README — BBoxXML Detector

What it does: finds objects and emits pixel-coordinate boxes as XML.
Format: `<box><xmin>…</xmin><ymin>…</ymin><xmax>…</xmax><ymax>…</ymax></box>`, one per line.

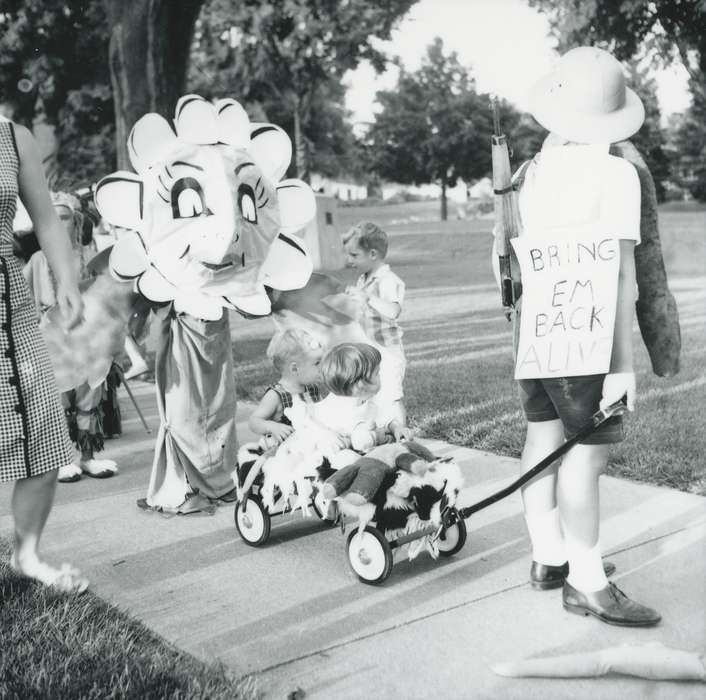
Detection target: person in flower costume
<box><xmin>94</xmin><ymin>95</ymin><xmax>316</xmax><ymax>513</ymax></box>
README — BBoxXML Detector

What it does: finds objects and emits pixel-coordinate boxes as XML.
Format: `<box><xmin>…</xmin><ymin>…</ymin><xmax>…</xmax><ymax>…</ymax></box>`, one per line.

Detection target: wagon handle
<box><xmin>456</xmin><ymin>397</ymin><xmax>628</xmax><ymax>521</ymax></box>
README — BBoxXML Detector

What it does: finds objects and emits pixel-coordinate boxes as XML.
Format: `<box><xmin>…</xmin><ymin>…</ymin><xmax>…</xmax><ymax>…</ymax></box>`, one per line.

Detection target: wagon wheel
<box><xmin>347</xmin><ymin>526</ymin><xmax>393</xmax><ymax>584</ymax></box>
<box><xmin>311</xmin><ymin>487</ymin><xmax>336</xmax><ymax>524</ymax></box>
<box><xmin>234</xmin><ymin>495</ymin><xmax>271</xmax><ymax>547</ymax></box>
<box><xmin>437</xmin><ymin>509</ymin><xmax>467</xmax><ymax>557</ymax></box>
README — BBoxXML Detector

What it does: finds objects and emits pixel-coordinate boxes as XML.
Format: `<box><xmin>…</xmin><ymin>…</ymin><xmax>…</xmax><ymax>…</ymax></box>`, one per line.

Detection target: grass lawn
<box><xmin>231</xmin><ymin>200</ymin><xmax>706</xmax><ymax>495</ymax></box>
<box><xmin>0</xmin><ymin>543</ymin><xmax>254</xmax><ymax>700</ymax></box>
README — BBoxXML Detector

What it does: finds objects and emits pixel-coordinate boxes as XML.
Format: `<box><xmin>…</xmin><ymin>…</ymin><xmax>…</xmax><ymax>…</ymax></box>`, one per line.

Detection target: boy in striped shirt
<box><xmin>342</xmin><ymin>221</ymin><xmax>410</xmax><ymax>437</ymax></box>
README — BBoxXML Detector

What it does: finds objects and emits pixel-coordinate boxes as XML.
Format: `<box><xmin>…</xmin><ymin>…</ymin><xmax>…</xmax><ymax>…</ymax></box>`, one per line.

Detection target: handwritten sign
<box><xmin>512</xmin><ymin>236</ymin><xmax>621</xmax><ymax>379</ymax></box>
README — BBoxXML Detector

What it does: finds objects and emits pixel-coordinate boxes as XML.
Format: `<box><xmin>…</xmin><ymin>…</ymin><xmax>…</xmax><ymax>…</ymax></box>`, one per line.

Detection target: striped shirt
<box><xmin>356</xmin><ymin>264</ymin><xmax>405</xmax><ymax>349</ymax></box>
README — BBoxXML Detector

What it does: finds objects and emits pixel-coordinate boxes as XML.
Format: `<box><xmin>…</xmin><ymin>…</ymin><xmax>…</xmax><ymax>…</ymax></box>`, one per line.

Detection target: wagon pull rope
<box><xmin>455</xmin><ymin>397</ymin><xmax>628</xmax><ymax>522</ymax></box>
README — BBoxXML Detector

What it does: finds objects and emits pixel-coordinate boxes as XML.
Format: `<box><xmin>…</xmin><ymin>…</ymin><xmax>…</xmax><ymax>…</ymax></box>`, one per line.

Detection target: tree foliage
<box><xmin>528</xmin><ymin>0</ymin><xmax>701</xmax><ymax>200</ymax></box>
<box><xmin>625</xmin><ymin>62</ymin><xmax>670</xmax><ymax>201</ymax></box>
<box><xmin>104</xmin><ymin>0</ymin><xmax>205</xmax><ymax>168</ymax></box>
<box><xmin>366</xmin><ymin>38</ymin><xmax>541</xmax><ymax>219</ymax></box>
<box><xmin>189</xmin><ymin>0</ymin><xmax>415</xmax><ymax>180</ymax></box>
<box><xmin>529</xmin><ymin>0</ymin><xmax>705</xmax><ymax>97</ymax></box>
<box><xmin>668</xmin><ymin>81</ymin><xmax>706</xmax><ymax>200</ymax></box>
<box><xmin>0</xmin><ymin>0</ymin><xmax>114</xmax><ymax>187</ymax></box>
<box><xmin>0</xmin><ymin>1</ymin><xmax>205</xmax><ymax>182</ymax></box>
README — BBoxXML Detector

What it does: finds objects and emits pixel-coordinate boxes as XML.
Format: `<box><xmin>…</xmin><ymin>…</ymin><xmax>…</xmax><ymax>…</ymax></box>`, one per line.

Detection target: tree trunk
<box><xmin>293</xmin><ymin>95</ymin><xmax>309</xmax><ymax>182</ymax></box>
<box><xmin>104</xmin><ymin>0</ymin><xmax>205</xmax><ymax>170</ymax></box>
<box><xmin>440</xmin><ymin>178</ymin><xmax>448</xmax><ymax>221</ymax></box>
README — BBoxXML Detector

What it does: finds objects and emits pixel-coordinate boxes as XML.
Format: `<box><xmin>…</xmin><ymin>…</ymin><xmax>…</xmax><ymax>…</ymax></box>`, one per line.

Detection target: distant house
<box><xmin>309</xmin><ymin>172</ymin><xmax>494</xmax><ymax>206</ymax></box>
<box><xmin>309</xmin><ymin>173</ymin><xmax>367</xmax><ymax>201</ymax></box>
<box><xmin>381</xmin><ymin>177</ymin><xmax>491</xmax><ymax>203</ymax></box>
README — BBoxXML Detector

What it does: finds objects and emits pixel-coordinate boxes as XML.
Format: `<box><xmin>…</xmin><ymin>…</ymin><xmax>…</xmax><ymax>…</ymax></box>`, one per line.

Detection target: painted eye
<box><xmin>171</xmin><ymin>177</ymin><xmax>209</xmax><ymax>219</ymax></box>
<box><xmin>177</xmin><ymin>189</ymin><xmax>203</xmax><ymax>217</ymax></box>
<box><xmin>238</xmin><ymin>184</ymin><xmax>258</xmax><ymax>224</ymax></box>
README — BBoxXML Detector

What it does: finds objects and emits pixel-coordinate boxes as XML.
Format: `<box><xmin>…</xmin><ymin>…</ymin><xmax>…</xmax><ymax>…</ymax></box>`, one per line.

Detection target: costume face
<box><xmin>139</xmin><ymin>145</ymin><xmax>279</xmax><ymax>269</ymax></box>
<box><xmin>94</xmin><ymin>95</ymin><xmax>317</xmax><ymax>321</ymax></box>
<box><xmin>344</xmin><ymin>238</ymin><xmax>377</xmax><ymax>274</ymax></box>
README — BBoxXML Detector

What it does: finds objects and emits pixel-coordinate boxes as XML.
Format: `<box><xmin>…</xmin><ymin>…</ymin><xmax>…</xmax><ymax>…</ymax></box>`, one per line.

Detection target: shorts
<box><xmin>518</xmin><ymin>374</ymin><xmax>623</xmax><ymax>445</ymax></box>
<box><xmin>378</xmin><ymin>346</ymin><xmax>406</xmax><ymax>404</ymax></box>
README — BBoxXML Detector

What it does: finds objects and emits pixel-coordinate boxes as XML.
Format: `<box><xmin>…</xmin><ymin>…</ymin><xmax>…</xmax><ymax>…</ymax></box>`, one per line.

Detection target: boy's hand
<box><xmin>600</xmin><ymin>372</ymin><xmax>636</xmax><ymax>412</ymax></box>
<box><xmin>268</xmin><ymin>423</ymin><xmax>294</xmax><ymax>443</ymax></box>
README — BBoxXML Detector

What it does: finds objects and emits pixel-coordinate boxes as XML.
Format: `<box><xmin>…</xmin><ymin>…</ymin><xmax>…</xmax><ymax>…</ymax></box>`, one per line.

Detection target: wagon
<box><xmin>345</xmin><ymin>398</ymin><xmax>628</xmax><ymax>584</ymax></box>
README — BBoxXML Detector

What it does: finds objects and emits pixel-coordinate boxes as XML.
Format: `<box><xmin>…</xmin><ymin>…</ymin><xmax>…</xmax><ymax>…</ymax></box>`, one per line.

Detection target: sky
<box><xmin>344</xmin><ymin>0</ymin><xmax>692</xmax><ymax>128</ymax></box>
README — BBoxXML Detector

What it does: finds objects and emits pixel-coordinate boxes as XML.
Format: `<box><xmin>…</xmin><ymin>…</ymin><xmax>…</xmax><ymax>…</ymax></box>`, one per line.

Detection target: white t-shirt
<box><xmin>517</xmin><ymin>144</ymin><xmax>641</xmax><ymax>244</ymax></box>
<box><xmin>312</xmin><ymin>393</ymin><xmax>377</xmax><ymax>436</ymax></box>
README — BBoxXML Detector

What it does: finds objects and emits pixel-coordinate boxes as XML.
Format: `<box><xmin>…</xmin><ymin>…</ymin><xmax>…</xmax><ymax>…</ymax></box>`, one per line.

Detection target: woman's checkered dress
<box><xmin>0</xmin><ymin>121</ymin><xmax>73</xmax><ymax>482</ymax></box>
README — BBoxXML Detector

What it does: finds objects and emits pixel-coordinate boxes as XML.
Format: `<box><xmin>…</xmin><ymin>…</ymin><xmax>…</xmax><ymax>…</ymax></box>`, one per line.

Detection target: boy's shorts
<box><xmin>378</xmin><ymin>346</ymin><xmax>406</xmax><ymax>404</ymax></box>
<box><xmin>518</xmin><ymin>374</ymin><xmax>623</xmax><ymax>445</ymax></box>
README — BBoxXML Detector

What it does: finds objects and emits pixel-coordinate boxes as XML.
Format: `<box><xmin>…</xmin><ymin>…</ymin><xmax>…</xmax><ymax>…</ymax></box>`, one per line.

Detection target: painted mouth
<box><xmin>203</xmin><ymin>260</ymin><xmax>235</xmax><ymax>270</ymax></box>
<box><xmin>180</xmin><ymin>244</ymin><xmax>247</xmax><ymax>271</ymax></box>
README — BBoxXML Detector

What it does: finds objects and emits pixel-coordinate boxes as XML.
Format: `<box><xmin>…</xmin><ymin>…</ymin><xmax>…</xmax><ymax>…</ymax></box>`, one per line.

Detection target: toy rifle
<box><xmin>490</xmin><ymin>97</ymin><xmax>521</xmax><ymax>321</ymax></box>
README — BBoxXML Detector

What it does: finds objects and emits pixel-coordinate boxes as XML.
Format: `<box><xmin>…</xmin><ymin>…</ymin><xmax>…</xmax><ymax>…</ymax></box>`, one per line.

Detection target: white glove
<box><xmin>600</xmin><ymin>372</ymin><xmax>636</xmax><ymax>412</ymax></box>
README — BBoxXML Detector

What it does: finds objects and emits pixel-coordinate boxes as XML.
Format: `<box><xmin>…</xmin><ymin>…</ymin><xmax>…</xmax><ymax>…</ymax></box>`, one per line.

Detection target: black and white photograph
<box><xmin>0</xmin><ymin>0</ymin><xmax>704</xmax><ymax>697</ymax></box>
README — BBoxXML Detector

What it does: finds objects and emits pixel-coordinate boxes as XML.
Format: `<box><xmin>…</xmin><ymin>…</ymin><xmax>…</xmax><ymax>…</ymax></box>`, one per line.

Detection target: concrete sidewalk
<box><xmin>1</xmin><ymin>379</ymin><xmax>704</xmax><ymax>699</ymax></box>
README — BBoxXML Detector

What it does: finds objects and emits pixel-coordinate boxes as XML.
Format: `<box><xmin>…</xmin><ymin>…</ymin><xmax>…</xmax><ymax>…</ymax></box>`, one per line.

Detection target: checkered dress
<box><xmin>0</xmin><ymin>121</ymin><xmax>73</xmax><ymax>482</ymax></box>
<box><xmin>268</xmin><ymin>383</ymin><xmax>321</xmax><ymax>426</ymax></box>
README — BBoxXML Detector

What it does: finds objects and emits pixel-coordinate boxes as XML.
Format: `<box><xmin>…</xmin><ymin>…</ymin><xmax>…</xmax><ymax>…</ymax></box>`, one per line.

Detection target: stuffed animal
<box><xmin>327</xmin><ymin>441</ymin><xmax>465</xmax><ymax>560</ymax></box>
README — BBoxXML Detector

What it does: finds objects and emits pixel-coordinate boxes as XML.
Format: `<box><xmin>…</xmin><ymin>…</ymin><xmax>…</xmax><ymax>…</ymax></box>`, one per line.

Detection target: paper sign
<box><xmin>512</xmin><ymin>236</ymin><xmax>621</xmax><ymax>379</ymax></box>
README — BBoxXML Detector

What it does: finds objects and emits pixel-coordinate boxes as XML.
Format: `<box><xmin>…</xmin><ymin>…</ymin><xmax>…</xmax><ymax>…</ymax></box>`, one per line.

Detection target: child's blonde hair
<box><xmin>267</xmin><ymin>328</ymin><xmax>321</xmax><ymax>372</ymax></box>
<box><xmin>320</xmin><ymin>342</ymin><xmax>381</xmax><ymax>396</ymax></box>
<box><xmin>342</xmin><ymin>221</ymin><xmax>388</xmax><ymax>257</ymax></box>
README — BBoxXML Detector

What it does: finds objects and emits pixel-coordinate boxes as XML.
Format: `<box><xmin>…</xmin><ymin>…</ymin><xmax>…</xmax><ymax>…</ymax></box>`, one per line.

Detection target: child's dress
<box><xmin>267</xmin><ymin>383</ymin><xmax>321</xmax><ymax>426</ymax></box>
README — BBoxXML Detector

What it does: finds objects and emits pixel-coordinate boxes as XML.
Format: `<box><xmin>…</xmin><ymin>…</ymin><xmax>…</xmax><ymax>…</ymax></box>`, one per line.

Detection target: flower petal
<box><xmin>109</xmin><ymin>232</ymin><xmax>149</xmax><ymax>280</ymax></box>
<box><xmin>136</xmin><ymin>268</ymin><xmax>177</xmax><ymax>302</ymax></box>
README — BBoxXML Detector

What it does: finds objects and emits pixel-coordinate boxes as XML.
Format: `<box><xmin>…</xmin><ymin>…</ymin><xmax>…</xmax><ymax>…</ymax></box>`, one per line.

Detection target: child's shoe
<box><xmin>81</xmin><ymin>458</ymin><xmax>118</xmax><ymax>478</ymax></box>
<box><xmin>531</xmin><ymin>560</ymin><xmax>616</xmax><ymax>590</ymax></box>
<box><xmin>58</xmin><ymin>462</ymin><xmax>82</xmax><ymax>483</ymax></box>
<box><xmin>563</xmin><ymin>581</ymin><xmax>661</xmax><ymax>626</ymax></box>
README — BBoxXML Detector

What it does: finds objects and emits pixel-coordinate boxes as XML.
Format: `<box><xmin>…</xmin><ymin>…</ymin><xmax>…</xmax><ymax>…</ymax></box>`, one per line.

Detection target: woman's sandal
<box><xmin>9</xmin><ymin>556</ymin><xmax>89</xmax><ymax>594</ymax></box>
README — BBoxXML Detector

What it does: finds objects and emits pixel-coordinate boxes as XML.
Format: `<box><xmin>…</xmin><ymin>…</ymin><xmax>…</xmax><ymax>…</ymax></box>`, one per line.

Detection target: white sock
<box><xmin>525</xmin><ymin>507</ymin><xmax>566</xmax><ymax>566</ymax></box>
<box><xmin>565</xmin><ymin>537</ymin><xmax>608</xmax><ymax>593</ymax></box>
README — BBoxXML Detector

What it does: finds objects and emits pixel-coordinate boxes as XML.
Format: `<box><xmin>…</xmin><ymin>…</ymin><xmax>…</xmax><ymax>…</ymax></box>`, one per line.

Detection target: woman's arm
<box><xmin>14</xmin><ymin>124</ymin><xmax>83</xmax><ymax>328</ymax></box>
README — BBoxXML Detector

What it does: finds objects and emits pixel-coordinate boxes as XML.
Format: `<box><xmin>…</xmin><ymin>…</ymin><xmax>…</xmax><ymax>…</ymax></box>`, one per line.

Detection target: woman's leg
<box><xmin>11</xmin><ymin>470</ymin><xmax>88</xmax><ymax>593</ymax></box>
<box><xmin>520</xmin><ymin>419</ymin><xmax>566</xmax><ymax>566</ymax></box>
<box><xmin>11</xmin><ymin>469</ymin><xmax>57</xmax><ymax>568</ymax></box>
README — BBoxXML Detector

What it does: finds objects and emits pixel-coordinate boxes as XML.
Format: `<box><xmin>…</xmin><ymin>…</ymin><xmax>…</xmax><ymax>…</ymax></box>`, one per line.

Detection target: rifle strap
<box><xmin>511</xmin><ymin>159</ymin><xmax>533</xmax><ymax>192</ymax></box>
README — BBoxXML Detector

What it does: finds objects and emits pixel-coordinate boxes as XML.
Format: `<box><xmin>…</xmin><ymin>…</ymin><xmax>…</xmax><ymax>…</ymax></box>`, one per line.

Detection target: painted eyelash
<box><xmin>156</xmin><ymin>168</ymin><xmax>171</xmax><ymax>201</ymax></box>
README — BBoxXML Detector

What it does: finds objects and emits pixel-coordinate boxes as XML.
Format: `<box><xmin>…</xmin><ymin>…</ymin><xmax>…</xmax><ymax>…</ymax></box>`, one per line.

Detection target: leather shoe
<box><xmin>563</xmin><ymin>581</ymin><xmax>661</xmax><ymax>627</ymax></box>
<box><xmin>530</xmin><ymin>560</ymin><xmax>616</xmax><ymax>590</ymax></box>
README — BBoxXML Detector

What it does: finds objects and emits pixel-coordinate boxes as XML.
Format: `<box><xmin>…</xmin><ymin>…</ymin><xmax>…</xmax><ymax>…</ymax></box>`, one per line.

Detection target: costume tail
<box><xmin>492</xmin><ymin>644</ymin><xmax>706</xmax><ymax>681</ymax></box>
<box><xmin>610</xmin><ymin>140</ymin><xmax>681</xmax><ymax>377</ymax></box>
